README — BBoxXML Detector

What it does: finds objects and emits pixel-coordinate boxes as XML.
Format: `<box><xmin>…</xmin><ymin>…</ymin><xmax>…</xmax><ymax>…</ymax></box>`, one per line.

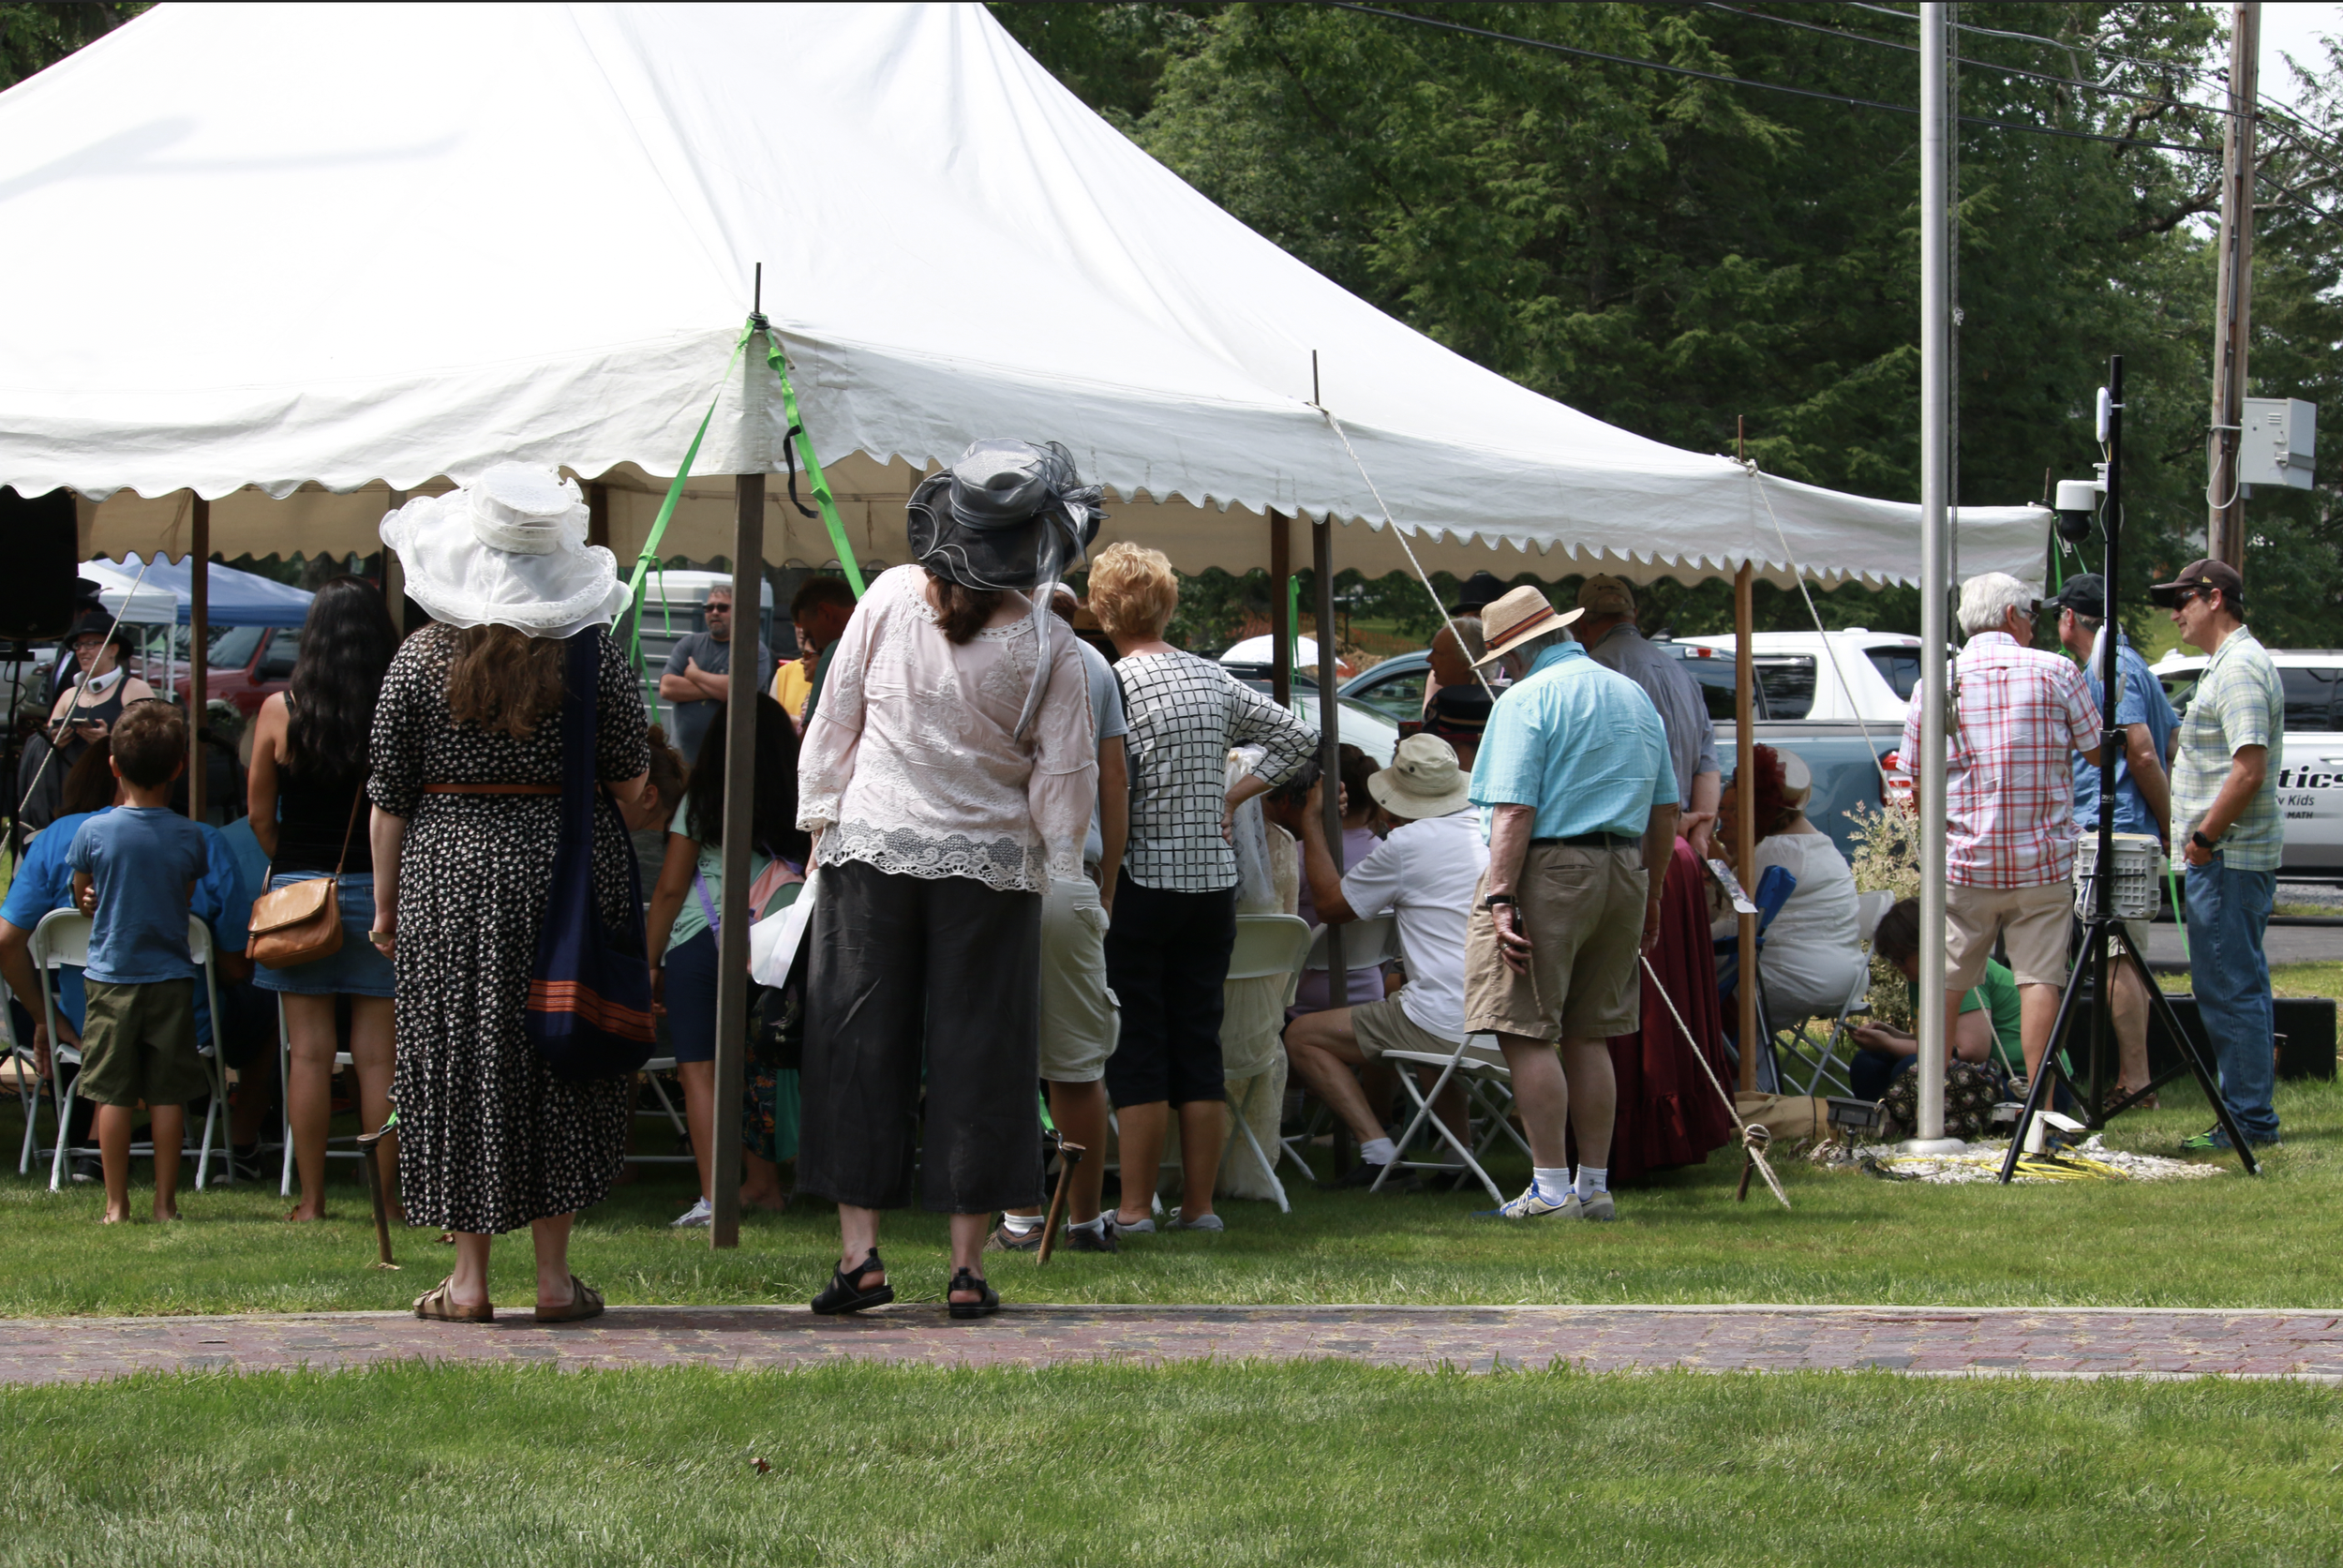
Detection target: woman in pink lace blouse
<box><xmin>796</xmin><ymin>440</ymin><xmax>1099</xmax><ymax>1321</ymax></box>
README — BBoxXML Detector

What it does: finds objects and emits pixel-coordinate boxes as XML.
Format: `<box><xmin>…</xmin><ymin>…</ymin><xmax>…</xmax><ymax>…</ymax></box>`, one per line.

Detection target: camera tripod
<box><xmin>1999</xmin><ymin>353</ymin><xmax>2259</xmax><ymax>1182</ymax></box>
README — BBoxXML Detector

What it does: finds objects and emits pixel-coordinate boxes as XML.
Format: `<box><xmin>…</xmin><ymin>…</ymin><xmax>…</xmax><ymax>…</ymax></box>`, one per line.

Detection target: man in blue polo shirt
<box><xmin>2047</xmin><ymin>573</ymin><xmax>2176</xmax><ymax>1104</ymax></box>
<box><xmin>1464</xmin><ymin>588</ymin><xmax>1678</xmax><ymax>1223</ymax></box>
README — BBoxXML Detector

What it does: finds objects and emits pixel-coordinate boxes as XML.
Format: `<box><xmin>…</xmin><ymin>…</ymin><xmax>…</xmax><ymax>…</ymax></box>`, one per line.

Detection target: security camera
<box><xmin>2052</xmin><ymin>466</ymin><xmax>2107</xmax><ymax>544</ymax></box>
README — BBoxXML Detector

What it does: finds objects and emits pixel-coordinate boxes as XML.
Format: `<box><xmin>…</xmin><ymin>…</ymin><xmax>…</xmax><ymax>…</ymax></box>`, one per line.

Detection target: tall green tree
<box><xmin>995</xmin><ymin>3</ymin><xmax>2306</xmax><ymax>643</ymax></box>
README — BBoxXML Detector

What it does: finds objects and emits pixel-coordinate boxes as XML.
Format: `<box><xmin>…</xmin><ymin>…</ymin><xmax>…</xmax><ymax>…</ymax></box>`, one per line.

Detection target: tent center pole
<box><xmin>188</xmin><ymin>494</ymin><xmax>208</xmax><ymax>823</ymax></box>
<box><xmin>710</xmin><ymin>468</ymin><xmax>764</xmax><ymax>1250</ymax></box>
<box><xmin>1734</xmin><ymin>562</ymin><xmax>1755</xmax><ymax>1094</ymax></box>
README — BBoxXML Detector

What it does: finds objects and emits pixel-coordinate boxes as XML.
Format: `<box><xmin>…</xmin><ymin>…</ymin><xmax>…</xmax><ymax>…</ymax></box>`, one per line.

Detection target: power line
<box><xmin>1695</xmin><ymin>1</ymin><xmax>2250</xmax><ymax>121</ymax></box>
<box><xmin>1314</xmin><ymin>1</ymin><xmax>2222</xmax><ymax>156</ymax></box>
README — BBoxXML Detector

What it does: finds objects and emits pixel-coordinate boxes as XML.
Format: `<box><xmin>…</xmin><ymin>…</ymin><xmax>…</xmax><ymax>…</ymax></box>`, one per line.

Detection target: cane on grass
<box><xmin>357</xmin><ymin>1111</ymin><xmax>400</xmax><ymax>1269</ymax></box>
<box><xmin>1035</xmin><ymin>1131</ymin><xmax>1085</xmax><ymax>1265</ymax></box>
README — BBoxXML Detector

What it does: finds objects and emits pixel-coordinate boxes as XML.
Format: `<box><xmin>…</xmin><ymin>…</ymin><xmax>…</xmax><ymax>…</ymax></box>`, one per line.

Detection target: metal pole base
<box><xmin>1898</xmin><ymin>1136</ymin><xmax>1967</xmax><ymax>1155</ymax></box>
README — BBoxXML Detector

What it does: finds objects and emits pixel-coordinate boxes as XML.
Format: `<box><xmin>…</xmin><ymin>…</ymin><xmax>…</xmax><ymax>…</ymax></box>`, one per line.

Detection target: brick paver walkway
<box><xmin>3</xmin><ymin>1304</ymin><xmax>2338</xmax><ymax>1385</ymax></box>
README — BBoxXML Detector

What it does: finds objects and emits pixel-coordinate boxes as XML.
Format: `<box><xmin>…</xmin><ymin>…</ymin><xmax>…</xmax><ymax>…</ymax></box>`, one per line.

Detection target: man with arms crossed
<box><xmin>1283</xmin><ymin>734</ymin><xmax>1490</xmax><ymax>1186</ymax></box>
<box><xmin>2156</xmin><ymin>560</ymin><xmax>2286</xmax><ymax>1151</ymax></box>
<box><xmin>2046</xmin><ymin>573</ymin><xmax>2177</xmax><ymax>1103</ymax></box>
<box><xmin>1463</xmin><ymin>588</ymin><xmax>1678</xmax><ymax>1221</ymax></box>
<box><xmin>1896</xmin><ymin>573</ymin><xmax>2101</xmax><ymax>1084</ymax></box>
<box><xmin>659</xmin><ymin>584</ymin><xmax>772</xmax><ymax>762</ymax></box>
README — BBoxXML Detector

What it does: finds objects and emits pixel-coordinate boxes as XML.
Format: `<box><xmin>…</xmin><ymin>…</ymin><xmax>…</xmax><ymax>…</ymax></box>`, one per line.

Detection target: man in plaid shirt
<box><xmin>1898</xmin><ymin>573</ymin><xmax>2102</xmax><ymax>1082</ymax></box>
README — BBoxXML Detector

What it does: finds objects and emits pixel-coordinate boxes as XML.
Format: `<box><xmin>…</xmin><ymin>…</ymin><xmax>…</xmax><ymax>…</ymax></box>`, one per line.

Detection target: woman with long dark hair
<box><xmin>643</xmin><ymin>692</ymin><xmax>807</xmax><ymax>1227</ymax></box>
<box><xmin>247</xmin><ymin>575</ymin><xmax>401</xmax><ymax>1222</ymax></box>
<box><xmin>372</xmin><ymin>465</ymin><xmax>647</xmax><ymax>1323</ymax></box>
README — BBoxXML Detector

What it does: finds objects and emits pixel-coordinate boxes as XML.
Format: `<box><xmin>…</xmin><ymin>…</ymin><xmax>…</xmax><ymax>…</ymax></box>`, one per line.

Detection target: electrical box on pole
<box><xmin>2238</xmin><ymin>397</ymin><xmax>2316</xmax><ymax>490</ymax></box>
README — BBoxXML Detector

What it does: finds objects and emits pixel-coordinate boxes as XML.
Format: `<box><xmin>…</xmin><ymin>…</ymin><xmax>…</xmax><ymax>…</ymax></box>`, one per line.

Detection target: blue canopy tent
<box><xmin>116</xmin><ymin>553</ymin><xmax>313</xmax><ymax>627</ymax></box>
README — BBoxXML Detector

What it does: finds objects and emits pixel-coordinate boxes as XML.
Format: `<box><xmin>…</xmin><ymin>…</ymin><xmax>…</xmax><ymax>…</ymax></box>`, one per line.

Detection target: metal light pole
<box><xmin>1907</xmin><ymin>0</ymin><xmax>1961</xmax><ymax>1152</ymax></box>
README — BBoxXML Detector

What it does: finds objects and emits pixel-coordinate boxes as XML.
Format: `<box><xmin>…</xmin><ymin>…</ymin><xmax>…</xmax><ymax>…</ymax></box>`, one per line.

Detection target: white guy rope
<box><xmin>1749</xmin><ymin>465</ymin><xmax>1895</xmax><ymax>795</ymax></box>
<box><xmin>1318</xmin><ymin>408</ymin><xmax>1496</xmax><ymax>699</ymax></box>
<box><xmin>1641</xmin><ymin>952</ymin><xmax>1792</xmax><ymax>1209</ymax></box>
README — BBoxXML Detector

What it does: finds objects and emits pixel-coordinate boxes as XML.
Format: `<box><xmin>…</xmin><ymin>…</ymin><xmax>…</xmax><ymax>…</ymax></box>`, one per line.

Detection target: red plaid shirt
<box><xmin>1898</xmin><ymin>632</ymin><xmax>2100</xmax><ymax>889</ymax></box>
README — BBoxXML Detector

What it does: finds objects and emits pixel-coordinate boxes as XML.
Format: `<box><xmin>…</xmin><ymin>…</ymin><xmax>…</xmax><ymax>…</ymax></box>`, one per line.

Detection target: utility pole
<box><xmin>2209</xmin><ymin>1</ymin><xmax>2261</xmax><ymax>569</ymax></box>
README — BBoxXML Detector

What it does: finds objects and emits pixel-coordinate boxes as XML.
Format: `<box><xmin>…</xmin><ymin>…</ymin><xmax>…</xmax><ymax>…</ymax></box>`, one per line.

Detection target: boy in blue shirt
<box><xmin>67</xmin><ymin>703</ymin><xmax>211</xmax><ymax>1222</ymax></box>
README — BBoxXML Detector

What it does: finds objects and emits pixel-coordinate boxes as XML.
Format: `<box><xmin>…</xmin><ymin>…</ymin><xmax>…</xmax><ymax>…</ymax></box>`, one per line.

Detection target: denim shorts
<box><xmin>252</xmin><ymin>872</ymin><xmax>396</xmax><ymax>998</ymax></box>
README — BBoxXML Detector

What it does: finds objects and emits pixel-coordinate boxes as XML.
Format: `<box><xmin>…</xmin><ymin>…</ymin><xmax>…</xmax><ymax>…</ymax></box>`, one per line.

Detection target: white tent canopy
<box><xmin>0</xmin><ymin>2</ymin><xmax>2046</xmax><ymax>590</ymax></box>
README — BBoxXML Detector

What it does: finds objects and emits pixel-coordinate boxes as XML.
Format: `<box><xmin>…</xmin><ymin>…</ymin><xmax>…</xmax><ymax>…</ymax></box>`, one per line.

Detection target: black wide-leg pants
<box><xmin>798</xmin><ymin>858</ymin><xmax>1044</xmax><ymax>1214</ymax></box>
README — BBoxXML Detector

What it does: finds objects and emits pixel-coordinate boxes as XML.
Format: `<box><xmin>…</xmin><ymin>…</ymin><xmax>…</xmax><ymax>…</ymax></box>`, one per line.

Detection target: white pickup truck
<box><xmin>2154</xmin><ymin>648</ymin><xmax>2343</xmax><ymax>874</ymax></box>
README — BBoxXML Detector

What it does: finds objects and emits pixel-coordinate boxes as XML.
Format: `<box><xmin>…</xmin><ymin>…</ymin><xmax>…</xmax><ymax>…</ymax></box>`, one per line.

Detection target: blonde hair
<box><xmin>1087</xmin><ymin>542</ymin><xmax>1178</xmax><ymax>639</ymax></box>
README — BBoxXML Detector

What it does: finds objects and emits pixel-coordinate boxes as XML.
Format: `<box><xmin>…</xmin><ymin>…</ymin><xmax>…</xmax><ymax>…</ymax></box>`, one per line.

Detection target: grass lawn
<box><xmin>2</xmin><ymin>1065</ymin><xmax>2336</xmax><ymax>1317</ymax></box>
<box><xmin>5</xmin><ymin>1360</ymin><xmax>2339</xmax><ymax>1565</ymax></box>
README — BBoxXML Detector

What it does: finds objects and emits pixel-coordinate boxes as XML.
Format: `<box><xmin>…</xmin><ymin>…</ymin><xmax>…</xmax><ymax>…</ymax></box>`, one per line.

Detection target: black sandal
<box><xmin>811</xmin><ymin>1247</ymin><xmax>894</xmax><ymax>1315</ymax></box>
<box><xmin>947</xmin><ymin>1265</ymin><xmax>1000</xmax><ymax>1321</ymax></box>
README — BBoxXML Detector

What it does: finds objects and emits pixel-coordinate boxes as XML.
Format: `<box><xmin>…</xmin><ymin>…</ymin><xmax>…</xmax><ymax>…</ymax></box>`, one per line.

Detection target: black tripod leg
<box><xmin>1998</xmin><ymin>949</ymin><xmax>2093</xmax><ymax>1184</ymax></box>
<box><xmin>2124</xmin><ymin>939</ymin><xmax>2261</xmax><ymax>1176</ymax></box>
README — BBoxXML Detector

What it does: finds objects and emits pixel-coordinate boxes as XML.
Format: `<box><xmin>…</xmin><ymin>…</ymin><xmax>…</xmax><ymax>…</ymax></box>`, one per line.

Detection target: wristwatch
<box><xmin>2190</xmin><ymin>829</ymin><xmax>2219</xmax><ymax>853</ymax></box>
<box><xmin>1482</xmin><ymin>893</ymin><xmax>1517</xmax><ymax>911</ymax></box>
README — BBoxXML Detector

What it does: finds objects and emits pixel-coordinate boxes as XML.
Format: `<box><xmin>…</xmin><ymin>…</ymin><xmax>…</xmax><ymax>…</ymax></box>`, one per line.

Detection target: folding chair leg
<box><xmin>278</xmin><ymin>999</ymin><xmax>296</xmax><ymax>1199</ymax></box>
<box><xmin>49</xmin><ymin>1068</ymin><xmax>75</xmax><ymax>1192</ymax></box>
<box><xmin>1231</xmin><ymin>1109</ymin><xmax>1290</xmax><ymax>1215</ymax></box>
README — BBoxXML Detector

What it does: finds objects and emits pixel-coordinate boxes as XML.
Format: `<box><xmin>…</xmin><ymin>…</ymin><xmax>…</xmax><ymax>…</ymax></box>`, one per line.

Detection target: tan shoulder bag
<box><xmin>248</xmin><ymin>794</ymin><xmax>362</xmax><ymax>970</ymax></box>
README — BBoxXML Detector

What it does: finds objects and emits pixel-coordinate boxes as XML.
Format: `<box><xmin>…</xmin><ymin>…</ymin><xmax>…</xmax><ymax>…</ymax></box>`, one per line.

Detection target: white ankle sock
<box><xmin>1359</xmin><ymin>1137</ymin><xmax>1397</xmax><ymax>1166</ymax></box>
<box><xmin>1575</xmin><ymin>1165</ymin><xmax>1609</xmax><ymax>1202</ymax></box>
<box><xmin>1000</xmin><ymin>1212</ymin><xmax>1044</xmax><ymax>1236</ymax></box>
<box><xmin>1533</xmin><ymin>1165</ymin><xmax>1573</xmax><ymax>1203</ymax></box>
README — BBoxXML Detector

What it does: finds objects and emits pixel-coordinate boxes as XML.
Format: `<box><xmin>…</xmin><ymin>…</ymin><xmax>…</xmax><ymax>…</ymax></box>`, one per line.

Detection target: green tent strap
<box><xmin>760</xmin><ymin>330</ymin><xmax>866</xmax><ymax>598</ymax></box>
<box><xmin>619</xmin><ymin>319</ymin><xmax>868</xmax><ymax>680</ymax></box>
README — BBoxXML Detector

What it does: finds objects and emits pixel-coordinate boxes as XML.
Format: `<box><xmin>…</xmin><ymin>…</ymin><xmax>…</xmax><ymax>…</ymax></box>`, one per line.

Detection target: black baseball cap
<box><xmin>2148</xmin><ymin>559</ymin><xmax>2244</xmax><ymax>608</ymax></box>
<box><xmin>1449</xmin><ymin>571</ymin><xmax>1507</xmax><ymax>614</ymax></box>
<box><xmin>2044</xmin><ymin>573</ymin><xmax>2107</xmax><ymax>619</ymax></box>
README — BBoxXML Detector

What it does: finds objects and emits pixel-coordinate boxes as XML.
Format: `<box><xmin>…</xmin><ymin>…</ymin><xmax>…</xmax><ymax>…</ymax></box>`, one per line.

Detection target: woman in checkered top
<box><xmin>1087</xmin><ymin>544</ymin><xmax>1317</xmax><ymax>1235</ymax></box>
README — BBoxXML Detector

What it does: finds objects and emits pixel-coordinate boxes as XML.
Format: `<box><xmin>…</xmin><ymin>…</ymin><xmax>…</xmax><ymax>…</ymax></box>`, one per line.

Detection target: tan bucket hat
<box><xmin>1366</xmin><ymin>733</ymin><xmax>1473</xmax><ymax>818</ymax></box>
<box><xmin>1471</xmin><ymin>585</ymin><xmax>1584</xmax><ymax>668</ymax></box>
<box><xmin>1575</xmin><ymin>574</ymin><xmax>1636</xmax><ymax>618</ymax></box>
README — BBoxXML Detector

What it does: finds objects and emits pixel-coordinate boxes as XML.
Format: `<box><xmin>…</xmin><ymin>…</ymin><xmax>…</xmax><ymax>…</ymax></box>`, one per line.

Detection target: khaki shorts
<box><xmin>1351</xmin><ymin>994</ymin><xmax>1504</xmax><ymax>1069</ymax></box>
<box><xmin>1038</xmin><ymin>875</ymin><xmax>1118</xmax><ymax>1083</ymax></box>
<box><xmin>1945</xmin><ymin>881</ymin><xmax>2071</xmax><ymax>991</ymax></box>
<box><xmin>76</xmin><ymin>978</ymin><xmax>208</xmax><ymax>1109</ymax></box>
<box><xmin>1463</xmin><ymin>844</ymin><xmax>1648</xmax><ymax>1043</ymax></box>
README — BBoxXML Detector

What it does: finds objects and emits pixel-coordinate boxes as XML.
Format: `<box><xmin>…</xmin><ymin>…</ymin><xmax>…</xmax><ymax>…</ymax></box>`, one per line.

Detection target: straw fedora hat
<box><xmin>380</xmin><ymin>463</ymin><xmax>631</xmax><ymax>640</ymax></box>
<box><xmin>1367</xmin><ymin>733</ymin><xmax>1472</xmax><ymax>819</ymax></box>
<box><xmin>1471</xmin><ymin>585</ymin><xmax>1584</xmax><ymax>668</ymax></box>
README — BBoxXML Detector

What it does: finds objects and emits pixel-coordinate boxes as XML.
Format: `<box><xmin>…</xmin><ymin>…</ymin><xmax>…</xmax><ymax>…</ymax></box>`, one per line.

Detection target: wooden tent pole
<box><xmin>1312</xmin><ymin>516</ymin><xmax>1346</xmax><ymax>1014</ymax></box>
<box><xmin>1735</xmin><ymin>561</ymin><xmax>1756</xmax><ymax>1094</ymax></box>
<box><xmin>709</xmin><ymin>467</ymin><xmax>764</xmax><ymax>1250</ymax></box>
<box><xmin>188</xmin><ymin>495</ymin><xmax>208</xmax><ymax>822</ymax></box>
<box><xmin>1269</xmin><ymin>512</ymin><xmax>1292</xmax><ymax>709</ymax></box>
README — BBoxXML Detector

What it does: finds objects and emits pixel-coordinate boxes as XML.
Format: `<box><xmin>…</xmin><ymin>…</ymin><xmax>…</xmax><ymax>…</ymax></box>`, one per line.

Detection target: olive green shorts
<box><xmin>76</xmin><ymin>978</ymin><xmax>208</xmax><ymax>1109</ymax></box>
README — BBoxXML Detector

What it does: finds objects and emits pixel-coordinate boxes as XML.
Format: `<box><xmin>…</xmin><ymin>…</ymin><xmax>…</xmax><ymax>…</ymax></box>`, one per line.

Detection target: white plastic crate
<box><xmin>2072</xmin><ymin>832</ymin><xmax>2164</xmax><ymax>919</ymax></box>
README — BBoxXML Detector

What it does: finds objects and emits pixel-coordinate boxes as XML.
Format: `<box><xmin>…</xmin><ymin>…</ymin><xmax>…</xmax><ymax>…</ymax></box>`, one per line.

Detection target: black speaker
<box><xmin>0</xmin><ymin>487</ymin><xmax>81</xmax><ymax>642</ymax></box>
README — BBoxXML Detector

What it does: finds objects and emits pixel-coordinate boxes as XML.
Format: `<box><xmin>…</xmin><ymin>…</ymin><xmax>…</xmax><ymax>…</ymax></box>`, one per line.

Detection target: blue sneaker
<box><xmin>1481</xmin><ymin>1186</ymin><xmax>1581</xmax><ymax>1220</ymax></box>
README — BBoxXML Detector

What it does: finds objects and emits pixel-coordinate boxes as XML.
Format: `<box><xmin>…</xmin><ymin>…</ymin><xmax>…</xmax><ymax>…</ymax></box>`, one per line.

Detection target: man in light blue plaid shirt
<box><xmin>2155</xmin><ymin>559</ymin><xmax>2284</xmax><ymax>1150</ymax></box>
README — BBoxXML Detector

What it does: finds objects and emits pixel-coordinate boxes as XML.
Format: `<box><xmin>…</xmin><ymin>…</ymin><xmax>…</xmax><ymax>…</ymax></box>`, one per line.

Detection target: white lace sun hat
<box><xmin>380</xmin><ymin>463</ymin><xmax>631</xmax><ymax>639</ymax></box>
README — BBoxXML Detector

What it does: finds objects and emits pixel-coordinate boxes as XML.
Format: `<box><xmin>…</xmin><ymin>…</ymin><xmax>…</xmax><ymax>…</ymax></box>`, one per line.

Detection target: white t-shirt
<box><xmin>1338</xmin><ymin>809</ymin><xmax>1489</xmax><ymax>1041</ymax></box>
<box><xmin>1747</xmin><ymin>829</ymin><xmax>1868</xmax><ymax>1019</ymax></box>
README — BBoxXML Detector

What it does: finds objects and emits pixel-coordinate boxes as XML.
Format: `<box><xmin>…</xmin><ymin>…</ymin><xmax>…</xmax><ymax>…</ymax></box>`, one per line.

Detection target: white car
<box><xmin>2153</xmin><ymin>648</ymin><xmax>2343</xmax><ymax>874</ymax></box>
<box><xmin>1677</xmin><ymin>629</ymin><xmax>1921</xmax><ymax>724</ymax></box>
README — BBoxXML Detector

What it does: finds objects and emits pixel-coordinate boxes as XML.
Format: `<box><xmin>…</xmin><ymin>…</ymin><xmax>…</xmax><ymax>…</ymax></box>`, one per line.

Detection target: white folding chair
<box><xmin>626</xmin><ymin>1052</ymin><xmax>698</xmax><ymax>1167</ymax></box>
<box><xmin>41</xmin><ymin>911</ymin><xmax>231</xmax><ymax>1192</ymax></box>
<box><xmin>1768</xmin><ymin>889</ymin><xmax>1891</xmax><ymax>1099</ymax></box>
<box><xmin>1220</xmin><ymin>912</ymin><xmax>1314</xmax><ymax>1213</ymax></box>
<box><xmin>1373</xmin><ymin>1032</ymin><xmax>1530</xmax><ymax>1203</ymax></box>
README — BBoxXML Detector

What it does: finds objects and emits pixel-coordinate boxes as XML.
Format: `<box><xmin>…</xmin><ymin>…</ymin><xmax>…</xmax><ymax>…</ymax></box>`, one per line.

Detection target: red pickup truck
<box><xmin>172</xmin><ymin>625</ymin><xmax>300</xmax><ymax>717</ymax></box>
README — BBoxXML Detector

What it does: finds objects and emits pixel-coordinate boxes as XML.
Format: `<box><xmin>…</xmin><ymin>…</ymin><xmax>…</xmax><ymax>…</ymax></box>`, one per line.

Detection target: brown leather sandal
<box><xmin>534</xmin><ymin>1274</ymin><xmax>604</xmax><ymax>1324</ymax></box>
<box><xmin>412</xmin><ymin>1276</ymin><xmax>493</xmax><ymax>1323</ymax></box>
